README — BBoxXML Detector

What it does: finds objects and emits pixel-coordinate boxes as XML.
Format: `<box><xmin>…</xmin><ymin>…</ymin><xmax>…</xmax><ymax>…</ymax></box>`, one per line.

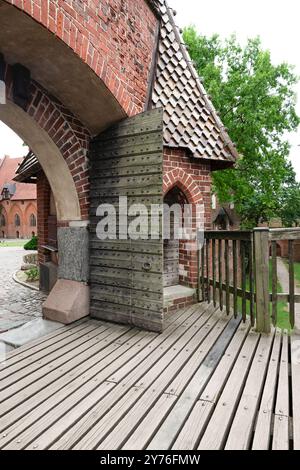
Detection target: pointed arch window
<box><xmin>15</xmin><ymin>214</ymin><xmax>21</xmax><ymax>227</ymax></box>
<box><xmin>30</xmin><ymin>214</ymin><xmax>36</xmax><ymax>227</ymax></box>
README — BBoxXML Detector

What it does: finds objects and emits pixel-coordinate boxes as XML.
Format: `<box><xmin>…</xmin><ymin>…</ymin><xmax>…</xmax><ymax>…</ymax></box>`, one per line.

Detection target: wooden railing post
<box><xmin>254</xmin><ymin>228</ymin><xmax>270</xmax><ymax>333</ymax></box>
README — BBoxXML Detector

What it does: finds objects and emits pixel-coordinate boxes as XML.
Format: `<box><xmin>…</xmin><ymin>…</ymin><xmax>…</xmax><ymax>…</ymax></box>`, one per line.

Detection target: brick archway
<box><xmin>163</xmin><ymin>168</ymin><xmax>203</xmax><ymax>205</ymax></box>
<box><xmin>163</xmin><ymin>168</ymin><xmax>204</xmax><ymax>289</ymax></box>
<box><xmin>1</xmin><ymin>60</ymin><xmax>90</xmax><ymax>222</ymax></box>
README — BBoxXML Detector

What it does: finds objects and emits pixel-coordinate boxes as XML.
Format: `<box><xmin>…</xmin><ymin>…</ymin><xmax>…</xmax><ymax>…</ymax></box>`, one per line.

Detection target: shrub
<box><xmin>24</xmin><ymin>236</ymin><xmax>38</xmax><ymax>251</ymax></box>
<box><xmin>25</xmin><ymin>267</ymin><xmax>39</xmax><ymax>282</ymax></box>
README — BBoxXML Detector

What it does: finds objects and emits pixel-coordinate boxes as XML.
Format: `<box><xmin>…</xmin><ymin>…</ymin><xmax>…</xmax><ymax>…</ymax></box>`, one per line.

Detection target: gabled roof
<box><xmin>14</xmin><ymin>150</ymin><xmax>41</xmax><ymax>184</ymax></box>
<box><xmin>0</xmin><ymin>155</ymin><xmax>36</xmax><ymax>200</ymax></box>
<box><xmin>151</xmin><ymin>0</ymin><xmax>238</xmax><ymax>168</ymax></box>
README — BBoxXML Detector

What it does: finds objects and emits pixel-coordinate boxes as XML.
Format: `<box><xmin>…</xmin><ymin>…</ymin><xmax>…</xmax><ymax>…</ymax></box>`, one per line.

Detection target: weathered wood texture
<box><xmin>1</xmin><ymin>304</ymin><xmax>299</xmax><ymax>450</ymax></box>
<box><xmin>254</xmin><ymin>228</ymin><xmax>271</xmax><ymax>333</ymax></box>
<box><xmin>89</xmin><ymin>108</ymin><xmax>164</xmax><ymax>332</ymax></box>
<box><xmin>199</xmin><ymin>231</ymin><xmax>254</xmax><ymax>326</ymax></box>
<box><xmin>201</xmin><ymin>228</ymin><xmax>300</xmax><ymax>332</ymax></box>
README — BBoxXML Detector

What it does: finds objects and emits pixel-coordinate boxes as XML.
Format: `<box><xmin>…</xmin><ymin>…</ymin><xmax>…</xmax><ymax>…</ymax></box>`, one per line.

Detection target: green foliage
<box><xmin>279</xmin><ymin>183</ymin><xmax>300</xmax><ymax>227</ymax></box>
<box><xmin>294</xmin><ymin>262</ymin><xmax>300</xmax><ymax>287</ymax></box>
<box><xmin>183</xmin><ymin>27</ymin><xmax>300</xmax><ymax>228</ymax></box>
<box><xmin>24</xmin><ymin>235</ymin><xmax>38</xmax><ymax>251</ymax></box>
<box><xmin>25</xmin><ymin>266</ymin><xmax>39</xmax><ymax>282</ymax></box>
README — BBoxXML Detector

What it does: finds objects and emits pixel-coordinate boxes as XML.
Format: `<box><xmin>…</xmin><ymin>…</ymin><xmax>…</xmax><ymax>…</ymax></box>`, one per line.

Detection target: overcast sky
<box><xmin>1</xmin><ymin>0</ymin><xmax>299</xmax><ymax>178</ymax></box>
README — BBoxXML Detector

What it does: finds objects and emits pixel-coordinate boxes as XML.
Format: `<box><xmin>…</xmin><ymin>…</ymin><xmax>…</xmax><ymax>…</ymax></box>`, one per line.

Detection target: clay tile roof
<box><xmin>151</xmin><ymin>0</ymin><xmax>239</xmax><ymax>168</ymax></box>
<box><xmin>0</xmin><ymin>155</ymin><xmax>36</xmax><ymax>200</ymax></box>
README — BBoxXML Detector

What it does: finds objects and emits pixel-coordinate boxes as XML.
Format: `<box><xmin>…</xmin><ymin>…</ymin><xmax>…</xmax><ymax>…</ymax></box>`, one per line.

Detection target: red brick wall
<box><xmin>4</xmin><ymin>0</ymin><xmax>158</xmax><ymax>115</ymax></box>
<box><xmin>276</xmin><ymin>240</ymin><xmax>300</xmax><ymax>262</ymax></box>
<box><xmin>4</xmin><ymin>62</ymin><xmax>90</xmax><ymax>222</ymax></box>
<box><xmin>163</xmin><ymin>148</ymin><xmax>212</xmax><ymax>288</ymax></box>
<box><xmin>0</xmin><ymin>199</ymin><xmax>37</xmax><ymax>239</ymax></box>
<box><xmin>36</xmin><ymin>171</ymin><xmax>51</xmax><ymax>264</ymax></box>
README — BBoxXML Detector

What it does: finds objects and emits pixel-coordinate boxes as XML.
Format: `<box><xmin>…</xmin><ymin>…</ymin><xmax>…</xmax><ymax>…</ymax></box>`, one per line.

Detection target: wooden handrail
<box><xmin>199</xmin><ymin>227</ymin><xmax>299</xmax><ymax>333</ymax></box>
<box><xmin>269</xmin><ymin>228</ymin><xmax>300</xmax><ymax>241</ymax></box>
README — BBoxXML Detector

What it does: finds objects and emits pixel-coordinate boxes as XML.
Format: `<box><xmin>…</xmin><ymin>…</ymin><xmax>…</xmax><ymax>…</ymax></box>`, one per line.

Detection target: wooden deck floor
<box><xmin>1</xmin><ymin>302</ymin><xmax>299</xmax><ymax>450</ymax></box>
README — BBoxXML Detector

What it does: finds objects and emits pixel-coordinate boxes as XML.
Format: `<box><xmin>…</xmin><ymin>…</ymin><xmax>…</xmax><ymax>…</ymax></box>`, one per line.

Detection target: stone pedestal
<box><xmin>43</xmin><ymin>279</ymin><xmax>89</xmax><ymax>324</ymax></box>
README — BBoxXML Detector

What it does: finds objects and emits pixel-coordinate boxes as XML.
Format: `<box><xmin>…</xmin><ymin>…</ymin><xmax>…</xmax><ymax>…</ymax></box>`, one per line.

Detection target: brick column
<box><xmin>36</xmin><ymin>170</ymin><xmax>51</xmax><ymax>264</ymax></box>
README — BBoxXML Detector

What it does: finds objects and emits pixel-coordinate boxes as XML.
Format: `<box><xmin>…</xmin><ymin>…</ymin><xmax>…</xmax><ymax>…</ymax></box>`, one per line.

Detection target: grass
<box><xmin>0</xmin><ymin>240</ymin><xmax>29</xmax><ymax>248</ymax></box>
<box><xmin>268</xmin><ymin>261</ymin><xmax>291</xmax><ymax>331</ymax></box>
<box><xmin>236</xmin><ymin>260</ymin><xmax>291</xmax><ymax>331</ymax></box>
<box><xmin>294</xmin><ymin>262</ymin><xmax>300</xmax><ymax>288</ymax></box>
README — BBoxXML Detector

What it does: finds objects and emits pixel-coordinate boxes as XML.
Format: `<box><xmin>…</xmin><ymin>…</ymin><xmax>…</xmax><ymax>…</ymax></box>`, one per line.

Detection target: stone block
<box><xmin>40</xmin><ymin>261</ymin><xmax>58</xmax><ymax>293</ymax></box>
<box><xmin>57</xmin><ymin>227</ymin><xmax>89</xmax><ymax>283</ymax></box>
<box><xmin>43</xmin><ymin>279</ymin><xmax>90</xmax><ymax>324</ymax></box>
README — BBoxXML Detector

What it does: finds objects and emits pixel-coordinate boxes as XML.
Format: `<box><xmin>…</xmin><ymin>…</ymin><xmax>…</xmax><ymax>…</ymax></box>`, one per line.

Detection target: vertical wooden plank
<box><xmin>225</xmin><ymin>240</ymin><xmax>230</xmax><ymax>315</ymax></box>
<box><xmin>254</xmin><ymin>228</ymin><xmax>270</xmax><ymax>333</ymax></box>
<box><xmin>233</xmin><ymin>239</ymin><xmax>238</xmax><ymax>318</ymax></box>
<box><xmin>197</xmin><ymin>245</ymin><xmax>201</xmax><ymax>302</ymax></box>
<box><xmin>201</xmin><ymin>244</ymin><xmax>205</xmax><ymax>302</ymax></box>
<box><xmin>271</xmin><ymin>241</ymin><xmax>278</xmax><ymax>327</ymax></box>
<box><xmin>241</xmin><ymin>240</ymin><xmax>247</xmax><ymax>322</ymax></box>
<box><xmin>206</xmin><ymin>239</ymin><xmax>210</xmax><ymax>304</ymax></box>
<box><xmin>218</xmin><ymin>239</ymin><xmax>223</xmax><ymax>311</ymax></box>
<box><xmin>291</xmin><ymin>334</ymin><xmax>300</xmax><ymax>449</ymax></box>
<box><xmin>289</xmin><ymin>240</ymin><xmax>295</xmax><ymax>329</ymax></box>
<box><xmin>272</xmin><ymin>332</ymin><xmax>289</xmax><ymax>450</ymax></box>
<box><xmin>249</xmin><ymin>238</ymin><xmax>255</xmax><ymax>327</ymax></box>
<box><xmin>212</xmin><ymin>239</ymin><xmax>216</xmax><ymax>307</ymax></box>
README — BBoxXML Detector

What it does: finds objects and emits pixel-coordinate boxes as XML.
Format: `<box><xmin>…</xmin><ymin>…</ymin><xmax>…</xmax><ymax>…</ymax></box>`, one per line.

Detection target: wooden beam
<box><xmin>254</xmin><ymin>228</ymin><xmax>270</xmax><ymax>333</ymax></box>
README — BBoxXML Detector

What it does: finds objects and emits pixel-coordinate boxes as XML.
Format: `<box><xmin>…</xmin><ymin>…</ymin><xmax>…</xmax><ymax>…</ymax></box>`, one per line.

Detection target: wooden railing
<box><xmin>198</xmin><ymin>227</ymin><xmax>300</xmax><ymax>333</ymax></box>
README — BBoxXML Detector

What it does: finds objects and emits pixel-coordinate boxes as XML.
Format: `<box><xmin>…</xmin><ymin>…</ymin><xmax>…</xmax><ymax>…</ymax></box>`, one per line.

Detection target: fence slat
<box><xmin>241</xmin><ymin>240</ymin><xmax>247</xmax><ymax>322</ymax></box>
<box><xmin>225</xmin><ymin>240</ymin><xmax>230</xmax><ymax>315</ymax></box>
<box><xmin>249</xmin><ymin>238</ymin><xmax>255</xmax><ymax>327</ymax></box>
<box><xmin>201</xmin><ymin>244</ymin><xmax>205</xmax><ymax>302</ymax></box>
<box><xmin>212</xmin><ymin>239</ymin><xmax>216</xmax><ymax>307</ymax></box>
<box><xmin>233</xmin><ymin>239</ymin><xmax>238</xmax><ymax>318</ymax></box>
<box><xmin>289</xmin><ymin>240</ymin><xmax>295</xmax><ymax>329</ymax></box>
<box><xmin>218</xmin><ymin>239</ymin><xmax>223</xmax><ymax>310</ymax></box>
<box><xmin>197</xmin><ymin>247</ymin><xmax>201</xmax><ymax>303</ymax></box>
<box><xmin>271</xmin><ymin>241</ymin><xmax>278</xmax><ymax>327</ymax></box>
<box><xmin>206</xmin><ymin>239</ymin><xmax>210</xmax><ymax>304</ymax></box>
<box><xmin>254</xmin><ymin>228</ymin><xmax>270</xmax><ymax>333</ymax></box>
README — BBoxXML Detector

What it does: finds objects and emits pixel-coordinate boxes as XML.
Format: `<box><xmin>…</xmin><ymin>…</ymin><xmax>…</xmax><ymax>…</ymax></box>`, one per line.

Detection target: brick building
<box><xmin>0</xmin><ymin>0</ymin><xmax>238</xmax><ymax>331</ymax></box>
<box><xmin>0</xmin><ymin>155</ymin><xmax>37</xmax><ymax>239</ymax></box>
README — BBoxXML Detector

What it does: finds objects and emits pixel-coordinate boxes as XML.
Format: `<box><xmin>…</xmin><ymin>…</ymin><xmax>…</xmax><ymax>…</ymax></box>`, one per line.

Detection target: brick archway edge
<box><xmin>163</xmin><ymin>168</ymin><xmax>203</xmax><ymax>205</ymax></box>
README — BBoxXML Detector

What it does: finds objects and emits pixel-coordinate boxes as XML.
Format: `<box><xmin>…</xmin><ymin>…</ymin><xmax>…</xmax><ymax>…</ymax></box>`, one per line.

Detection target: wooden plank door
<box><xmin>89</xmin><ymin>108</ymin><xmax>164</xmax><ymax>332</ymax></box>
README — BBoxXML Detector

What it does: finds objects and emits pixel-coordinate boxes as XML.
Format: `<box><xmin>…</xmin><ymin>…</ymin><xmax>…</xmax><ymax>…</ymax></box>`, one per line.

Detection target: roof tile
<box><xmin>0</xmin><ymin>155</ymin><xmax>36</xmax><ymax>200</ymax></box>
<box><xmin>152</xmin><ymin>0</ymin><xmax>238</xmax><ymax>166</ymax></box>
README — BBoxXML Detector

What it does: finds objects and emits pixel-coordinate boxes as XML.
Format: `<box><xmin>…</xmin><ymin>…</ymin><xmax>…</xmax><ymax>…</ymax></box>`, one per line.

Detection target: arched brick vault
<box><xmin>2</xmin><ymin>0</ymin><xmax>158</xmax><ymax>118</ymax></box>
<box><xmin>1</xmin><ymin>61</ymin><xmax>90</xmax><ymax>222</ymax></box>
<box><xmin>26</xmin><ymin>82</ymin><xmax>91</xmax><ymax>221</ymax></box>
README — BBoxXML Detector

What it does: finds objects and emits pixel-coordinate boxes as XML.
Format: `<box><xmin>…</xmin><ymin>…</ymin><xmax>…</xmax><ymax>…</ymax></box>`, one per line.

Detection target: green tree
<box><xmin>279</xmin><ymin>182</ymin><xmax>300</xmax><ymax>227</ymax></box>
<box><xmin>183</xmin><ymin>27</ymin><xmax>300</xmax><ymax>228</ymax></box>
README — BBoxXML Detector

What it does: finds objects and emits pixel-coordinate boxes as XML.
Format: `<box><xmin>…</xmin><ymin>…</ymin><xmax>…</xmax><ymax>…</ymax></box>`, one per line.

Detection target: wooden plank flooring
<box><xmin>0</xmin><ymin>302</ymin><xmax>299</xmax><ymax>450</ymax></box>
